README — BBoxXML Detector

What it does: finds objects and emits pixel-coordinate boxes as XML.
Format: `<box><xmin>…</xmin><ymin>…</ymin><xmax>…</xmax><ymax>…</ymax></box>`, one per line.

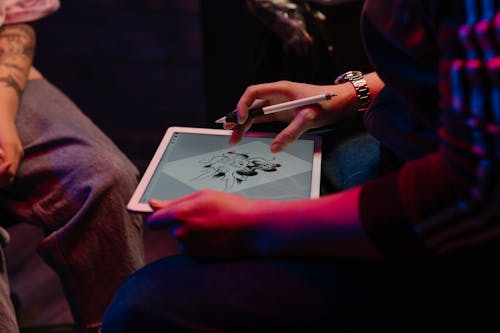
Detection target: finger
<box><xmin>149</xmin><ymin>198</ymin><xmax>172</xmax><ymax>210</ymax></box>
<box><xmin>229</xmin><ymin>121</ymin><xmax>254</xmax><ymax>146</ymax></box>
<box><xmin>0</xmin><ymin>162</ymin><xmax>14</xmax><ymax>186</ymax></box>
<box><xmin>147</xmin><ymin>193</ymin><xmax>200</xmax><ymax>229</ymax></box>
<box><xmin>0</xmin><ymin>168</ymin><xmax>14</xmax><ymax>188</ymax></box>
<box><xmin>235</xmin><ymin>101</ymin><xmax>252</xmax><ymax>125</ymax></box>
<box><xmin>147</xmin><ymin>199</ymin><xmax>180</xmax><ymax>229</ymax></box>
<box><xmin>235</xmin><ymin>83</ymin><xmax>290</xmax><ymax>124</ymax></box>
<box><xmin>223</xmin><ymin>101</ymin><xmax>267</xmax><ymax>130</ymax></box>
<box><xmin>236</xmin><ymin>90</ymin><xmax>262</xmax><ymax>124</ymax></box>
<box><xmin>0</xmin><ymin>162</ymin><xmax>12</xmax><ymax>174</ymax></box>
<box><xmin>0</xmin><ymin>147</ymin><xmax>22</xmax><ymax>182</ymax></box>
<box><xmin>148</xmin><ymin>189</ymin><xmax>204</xmax><ymax>210</ymax></box>
<box><xmin>270</xmin><ymin>107</ymin><xmax>316</xmax><ymax>153</ymax></box>
<box><xmin>223</xmin><ymin>121</ymin><xmax>237</xmax><ymax>130</ymax></box>
<box><xmin>147</xmin><ymin>210</ymin><xmax>175</xmax><ymax>229</ymax></box>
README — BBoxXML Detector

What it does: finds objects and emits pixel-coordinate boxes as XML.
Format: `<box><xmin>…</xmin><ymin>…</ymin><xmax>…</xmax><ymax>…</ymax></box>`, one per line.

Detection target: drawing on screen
<box><xmin>160</xmin><ymin>140</ymin><xmax>311</xmax><ymax>194</ymax></box>
<box><xmin>192</xmin><ymin>151</ymin><xmax>282</xmax><ymax>190</ymax></box>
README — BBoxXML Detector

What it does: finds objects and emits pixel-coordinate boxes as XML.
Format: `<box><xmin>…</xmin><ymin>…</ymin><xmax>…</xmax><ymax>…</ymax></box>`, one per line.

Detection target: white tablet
<box><xmin>127</xmin><ymin>126</ymin><xmax>322</xmax><ymax>212</ymax></box>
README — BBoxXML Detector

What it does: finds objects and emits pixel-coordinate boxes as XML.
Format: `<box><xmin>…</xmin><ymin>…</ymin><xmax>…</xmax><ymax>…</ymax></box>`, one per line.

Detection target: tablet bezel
<box><xmin>127</xmin><ymin>126</ymin><xmax>322</xmax><ymax>212</ymax></box>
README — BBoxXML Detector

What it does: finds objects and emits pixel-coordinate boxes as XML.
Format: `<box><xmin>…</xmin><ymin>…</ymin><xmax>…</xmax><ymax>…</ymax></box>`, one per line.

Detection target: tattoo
<box><xmin>12</xmin><ymin>24</ymin><xmax>36</xmax><ymax>57</ymax></box>
<box><xmin>0</xmin><ymin>30</ymin><xmax>35</xmax><ymax>57</ymax></box>
<box><xmin>0</xmin><ymin>74</ymin><xmax>23</xmax><ymax>98</ymax></box>
<box><xmin>1</xmin><ymin>63</ymin><xmax>23</xmax><ymax>71</ymax></box>
<box><xmin>0</xmin><ymin>24</ymin><xmax>35</xmax><ymax>97</ymax></box>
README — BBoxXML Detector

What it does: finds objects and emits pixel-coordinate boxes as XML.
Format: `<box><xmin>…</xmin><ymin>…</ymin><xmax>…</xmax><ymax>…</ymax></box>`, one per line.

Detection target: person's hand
<box><xmin>147</xmin><ymin>187</ymin><xmax>381</xmax><ymax>260</ymax></box>
<box><xmin>0</xmin><ymin>118</ymin><xmax>23</xmax><ymax>187</ymax></box>
<box><xmin>147</xmin><ymin>190</ymin><xmax>315</xmax><ymax>259</ymax></box>
<box><xmin>147</xmin><ymin>190</ymin><xmax>270</xmax><ymax>259</ymax></box>
<box><xmin>225</xmin><ymin>80</ymin><xmax>353</xmax><ymax>153</ymax></box>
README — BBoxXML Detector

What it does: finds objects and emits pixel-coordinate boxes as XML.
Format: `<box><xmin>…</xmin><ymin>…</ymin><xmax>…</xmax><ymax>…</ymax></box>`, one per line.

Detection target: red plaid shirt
<box><xmin>360</xmin><ymin>0</ymin><xmax>500</xmax><ymax>257</ymax></box>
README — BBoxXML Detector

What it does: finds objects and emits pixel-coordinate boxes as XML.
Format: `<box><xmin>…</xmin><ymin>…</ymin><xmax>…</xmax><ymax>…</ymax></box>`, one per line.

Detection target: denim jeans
<box><xmin>317</xmin><ymin>127</ymin><xmax>381</xmax><ymax>194</ymax></box>
<box><xmin>0</xmin><ymin>79</ymin><xmax>146</xmax><ymax>332</ymax></box>
<box><xmin>102</xmin><ymin>253</ymin><xmax>496</xmax><ymax>333</ymax></box>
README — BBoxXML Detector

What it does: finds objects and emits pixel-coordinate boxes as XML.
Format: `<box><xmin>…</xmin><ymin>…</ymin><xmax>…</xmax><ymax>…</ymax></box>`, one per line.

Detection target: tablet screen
<box><xmin>127</xmin><ymin>127</ymin><xmax>322</xmax><ymax>212</ymax></box>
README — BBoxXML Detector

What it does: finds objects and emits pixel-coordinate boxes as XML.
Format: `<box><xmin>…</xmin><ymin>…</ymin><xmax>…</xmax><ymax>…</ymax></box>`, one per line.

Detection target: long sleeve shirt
<box><xmin>359</xmin><ymin>0</ymin><xmax>500</xmax><ymax>257</ymax></box>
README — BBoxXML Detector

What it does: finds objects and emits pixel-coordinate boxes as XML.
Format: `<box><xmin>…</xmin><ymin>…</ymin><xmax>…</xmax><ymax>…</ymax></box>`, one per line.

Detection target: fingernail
<box><xmin>149</xmin><ymin>199</ymin><xmax>161</xmax><ymax>207</ymax></box>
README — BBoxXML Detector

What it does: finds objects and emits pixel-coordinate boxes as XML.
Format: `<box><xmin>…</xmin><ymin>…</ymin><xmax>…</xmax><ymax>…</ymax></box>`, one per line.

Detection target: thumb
<box><xmin>149</xmin><ymin>198</ymin><xmax>170</xmax><ymax>210</ymax></box>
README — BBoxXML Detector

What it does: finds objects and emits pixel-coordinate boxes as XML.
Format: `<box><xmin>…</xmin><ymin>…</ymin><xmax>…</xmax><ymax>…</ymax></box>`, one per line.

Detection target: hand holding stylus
<box><xmin>221</xmin><ymin>82</ymin><xmax>344</xmax><ymax>153</ymax></box>
<box><xmin>215</xmin><ymin>93</ymin><xmax>335</xmax><ymax>124</ymax></box>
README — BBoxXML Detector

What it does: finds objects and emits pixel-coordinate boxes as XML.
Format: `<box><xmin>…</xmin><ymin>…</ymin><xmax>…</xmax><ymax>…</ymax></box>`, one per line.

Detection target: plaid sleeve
<box><xmin>360</xmin><ymin>1</ymin><xmax>500</xmax><ymax>257</ymax></box>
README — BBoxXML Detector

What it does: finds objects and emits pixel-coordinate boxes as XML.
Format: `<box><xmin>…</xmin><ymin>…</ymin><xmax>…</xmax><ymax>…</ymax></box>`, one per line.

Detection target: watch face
<box><xmin>335</xmin><ymin>71</ymin><xmax>363</xmax><ymax>84</ymax></box>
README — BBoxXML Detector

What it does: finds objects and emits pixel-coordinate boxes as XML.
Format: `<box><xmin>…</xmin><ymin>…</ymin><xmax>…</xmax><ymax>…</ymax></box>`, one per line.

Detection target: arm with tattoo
<box><xmin>0</xmin><ymin>24</ymin><xmax>35</xmax><ymax>106</ymax></box>
<box><xmin>0</xmin><ymin>23</ymin><xmax>35</xmax><ymax>186</ymax></box>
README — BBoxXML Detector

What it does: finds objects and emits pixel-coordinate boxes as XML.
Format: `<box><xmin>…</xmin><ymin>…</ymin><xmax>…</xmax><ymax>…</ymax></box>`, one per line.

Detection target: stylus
<box><xmin>215</xmin><ymin>93</ymin><xmax>336</xmax><ymax>124</ymax></box>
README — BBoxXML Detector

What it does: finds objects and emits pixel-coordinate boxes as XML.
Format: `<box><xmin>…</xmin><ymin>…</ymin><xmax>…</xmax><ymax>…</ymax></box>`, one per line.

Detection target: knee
<box><xmin>103</xmin><ymin>257</ymin><xmax>193</xmax><ymax>332</ymax></box>
<box><xmin>34</xmin><ymin>147</ymin><xmax>141</xmax><ymax>231</ymax></box>
<box><xmin>102</xmin><ymin>290</ymin><xmax>141</xmax><ymax>333</ymax></box>
<box><xmin>102</xmin><ymin>274</ymin><xmax>159</xmax><ymax>333</ymax></box>
<box><xmin>73</xmin><ymin>146</ymin><xmax>140</xmax><ymax>196</ymax></box>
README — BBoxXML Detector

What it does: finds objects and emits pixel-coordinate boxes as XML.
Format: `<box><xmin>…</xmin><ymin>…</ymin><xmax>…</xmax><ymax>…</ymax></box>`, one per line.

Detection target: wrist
<box><xmin>335</xmin><ymin>71</ymin><xmax>371</xmax><ymax>112</ymax></box>
<box><xmin>0</xmin><ymin>93</ymin><xmax>20</xmax><ymax>120</ymax></box>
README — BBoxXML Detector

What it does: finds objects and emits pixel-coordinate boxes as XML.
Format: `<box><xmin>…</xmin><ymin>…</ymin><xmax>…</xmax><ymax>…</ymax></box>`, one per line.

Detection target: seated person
<box><xmin>0</xmin><ymin>1</ymin><xmax>145</xmax><ymax>332</ymax></box>
<box><xmin>102</xmin><ymin>1</ymin><xmax>500</xmax><ymax>332</ymax></box>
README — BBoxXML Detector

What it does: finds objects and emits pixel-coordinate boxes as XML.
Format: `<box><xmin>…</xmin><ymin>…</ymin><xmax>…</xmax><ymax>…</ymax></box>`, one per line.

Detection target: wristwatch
<box><xmin>334</xmin><ymin>70</ymin><xmax>371</xmax><ymax>112</ymax></box>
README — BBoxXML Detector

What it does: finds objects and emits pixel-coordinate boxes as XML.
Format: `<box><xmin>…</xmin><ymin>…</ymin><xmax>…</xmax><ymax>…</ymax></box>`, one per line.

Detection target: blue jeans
<box><xmin>102</xmin><ymin>253</ymin><xmax>496</xmax><ymax>333</ymax></box>
<box><xmin>317</xmin><ymin>127</ymin><xmax>381</xmax><ymax>193</ymax></box>
<box><xmin>0</xmin><ymin>79</ymin><xmax>146</xmax><ymax>332</ymax></box>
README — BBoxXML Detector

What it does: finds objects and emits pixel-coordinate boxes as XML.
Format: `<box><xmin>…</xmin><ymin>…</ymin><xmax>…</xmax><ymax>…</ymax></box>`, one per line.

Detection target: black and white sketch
<box><xmin>161</xmin><ymin>141</ymin><xmax>312</xmax><ymax>193</ymax></box>
<box><xmin>194</xmin><ymin>151</ymin><xmax>282</xmax><ymax>190</ymax></box>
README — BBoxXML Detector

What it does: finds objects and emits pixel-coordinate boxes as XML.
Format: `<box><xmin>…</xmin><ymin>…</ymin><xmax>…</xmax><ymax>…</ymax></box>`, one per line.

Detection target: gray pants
<box><xmin>0</xmin><ymin>79</ymin><xmax>145</xmax><ymax>332</ymax></box>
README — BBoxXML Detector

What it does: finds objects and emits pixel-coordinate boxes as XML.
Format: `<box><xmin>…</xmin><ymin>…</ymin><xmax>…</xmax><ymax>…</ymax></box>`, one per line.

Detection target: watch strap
<box><xmin>335</xmin><ymin>70</ymin><xmax>371</xmax><ymax>112</ymax></box>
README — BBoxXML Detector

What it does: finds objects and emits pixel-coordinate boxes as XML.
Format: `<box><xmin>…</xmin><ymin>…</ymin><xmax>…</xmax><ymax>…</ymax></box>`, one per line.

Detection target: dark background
<box><xmin>31</xmin><ymin>0</ymin><xmax>370</xmax><ymax>173</ymax></box>
<box><xmin>32</xmin><ymin>0</ymin><xmax>206</xmax><ymax>173</ymax></box>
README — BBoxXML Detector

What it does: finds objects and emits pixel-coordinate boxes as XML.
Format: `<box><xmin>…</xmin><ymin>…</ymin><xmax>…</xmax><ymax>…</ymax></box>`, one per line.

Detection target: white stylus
<box><xmin>215</xmin><ymin>93</ymin><xmax>336</xmax><ymax>124</ymax></box>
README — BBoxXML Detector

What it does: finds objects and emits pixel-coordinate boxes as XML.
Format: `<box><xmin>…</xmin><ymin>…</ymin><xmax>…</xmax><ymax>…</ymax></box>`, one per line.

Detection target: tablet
<box><xmin>127</xmin><ymin>126</ymin><xmax>322</xmax><ymax>212</ymax></box>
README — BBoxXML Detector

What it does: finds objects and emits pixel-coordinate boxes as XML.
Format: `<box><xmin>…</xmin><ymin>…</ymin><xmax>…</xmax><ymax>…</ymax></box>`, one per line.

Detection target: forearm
<box><xmin>255</xmin><ymin>186</ymin><xmax>384</xmax><ymax>259</ymax></box>
<box><xmin>0</xmin><ymin>23</ymin><xmax>35</xmax><ymax>121</ymax></box>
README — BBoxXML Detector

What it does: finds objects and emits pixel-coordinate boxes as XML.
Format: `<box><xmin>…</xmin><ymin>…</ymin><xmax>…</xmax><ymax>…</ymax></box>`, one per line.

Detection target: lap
<box><xmin>1</xmin><ymin>79</ymin><xmax>139</xmax><ymax>228</ymax></box>
<box><xmin>318</xmin><ymin>127</ymin><xmax>381</xmax><ymax>193</ymax></box>
<box><xmin>103</xmin><ymin>254</ymin><xmax>496</xmax><ymax>332</ymax></box>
